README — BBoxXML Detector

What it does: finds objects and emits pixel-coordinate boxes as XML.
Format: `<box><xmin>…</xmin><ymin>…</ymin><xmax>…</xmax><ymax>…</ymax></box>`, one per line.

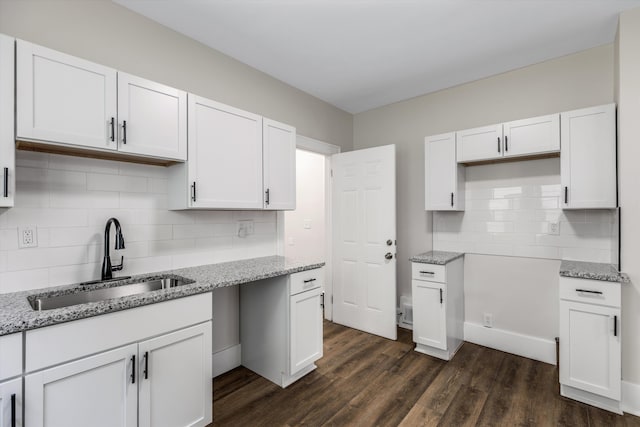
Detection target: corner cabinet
<box><xmin>16</xmin><ymin>40</ymin><xmax>187</xmax><ymax>162</ymax></box>
<box><xmin>0</xmin><ymin>34</ymin><xmax>14</xmax><ymax>208</ymax></box>
<box><xmin>559</xmin><ymin>276</ymin><xmax>621</xmax><ymax>414</ymax></box>
<box><xmin>425</xmin><ymin>132</ymin><xmax>464</xmax><ymax>211</ymax></box>
<box><xmin>411</xmin><ymin>257</ymin><xmax>464</xmax><ymax>360</ymax></box>
<box><xmin>561</xmin><ymin>104</ymin><xmax>617</xmax><ymax>209</ymax></box>
<box><xmin>240</xmin><ymin>267</ymin><xmax>324</xmax><ymax>388</ymax></box>
<box><xmin>168</xmin><ymin>95</ymin><xmax>296</xmax><ymax>211</ymax></box>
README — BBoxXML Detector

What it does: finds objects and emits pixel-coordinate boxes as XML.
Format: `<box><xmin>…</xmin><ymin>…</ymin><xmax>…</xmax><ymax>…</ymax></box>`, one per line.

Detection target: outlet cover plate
<box><xmin>18</xmin><ymin>226</ymin><xmax>38</xmax><ymax>248</ymax></box>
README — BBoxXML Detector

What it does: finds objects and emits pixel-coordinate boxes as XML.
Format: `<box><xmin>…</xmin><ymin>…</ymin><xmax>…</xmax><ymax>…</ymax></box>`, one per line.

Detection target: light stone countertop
<box><xmin>0</xmin><ymin>255</ymin><xmax>324</xmax><ymax>336</ymax></box>
<box><xmin>559</xmin><ymin>260</ymin><xmax>627</xmax><ymax>283</ymax></box>
<box><xmin>409</xmin><ymin>251</ymin><xmax>464</xmax><ymax>265</ymax></box>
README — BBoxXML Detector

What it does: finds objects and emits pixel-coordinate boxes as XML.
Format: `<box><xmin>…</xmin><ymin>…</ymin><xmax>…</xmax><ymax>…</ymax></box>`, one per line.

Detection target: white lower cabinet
<box><xmin>559</xmin><ymin>277</ymin><xmax>621</xmax><ymax>413</ymax></box>
<box><xmin>25</xmin><ymin>344</ymin><xmax>138</xmax><ymax>427</ymax></box>
<box><xmin>241</xmin><ymin>268</ymin><xmax>324</xmax><ymax>388</ymax></box>
<box><xmin>411</xmin><ymin>257</ymin><xmax>464</xmax><ymax>360</ymax></box>
<box><xmin>22</xmin><ymin>293</ymin><xmax>213</xmax><ymax>427</ymax></box>
<box><xmin>139</xmin><ymin>324</ymin><xmax>212</xmax><ymax>427</ymax></box>
<box><xmin>0</xmin><ymin>378</ymin><xmax>22</xmax><ymax>427</ymax></box>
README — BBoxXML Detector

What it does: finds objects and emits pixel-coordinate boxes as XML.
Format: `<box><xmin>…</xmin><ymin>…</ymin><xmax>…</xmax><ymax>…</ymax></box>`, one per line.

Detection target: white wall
<box><xmin>434</xmin><ymin>158</ymin><xmax>617</xmax><ymax>263</ymax></box>
<box><xmin>354</xmin><ymin>45</ymin><xmax>614</xmax><ymax>347</ymax></box>
<box><xmin>284</xmin><ymin>150</ymin><xmax>326</xmax><ymax>261</ymax></box>
<box><xmin>616</xmin><ymin>7</ymin><xmax>640</xmax><ymax>386</ymax></box>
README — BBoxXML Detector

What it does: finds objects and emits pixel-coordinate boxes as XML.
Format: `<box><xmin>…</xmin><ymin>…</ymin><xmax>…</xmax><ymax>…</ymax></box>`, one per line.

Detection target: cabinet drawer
<box><xmin>412</xmin><ymin>263</ymin><xmax>446</xmax><ymax>283</ymax></box>
<box><xmin>559</xmin><ymin>277</ymin><xmax>621</xmax><ymax>308</ymax></box>
<box><xmin>290</xmin><ymin>267</ymin><xmax>324</xmax><ymax>295</ymax></box>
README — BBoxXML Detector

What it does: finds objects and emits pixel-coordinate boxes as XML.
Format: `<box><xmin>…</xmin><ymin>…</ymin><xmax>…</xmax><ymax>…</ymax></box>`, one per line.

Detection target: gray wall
<box><xmin>617</xmin><ymin>7</ymin><xmax>640</xmax><ymax>385</ymax></box>
<box><xmin>0</xmin><ymin>0</ymin><xmax>353</xmax><ymax>151</ymax></box>
<box><xmin>354</xmin><ymin>45</ymin><xmax>614</xmax><ymax>346</ymax></box>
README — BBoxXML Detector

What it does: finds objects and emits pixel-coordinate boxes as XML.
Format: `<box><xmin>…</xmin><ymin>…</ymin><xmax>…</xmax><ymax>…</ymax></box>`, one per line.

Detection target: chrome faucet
<box><xmin>101</xmin><ymin>218</ymin><xmax>125</xmax><ymax>281</ymax></box>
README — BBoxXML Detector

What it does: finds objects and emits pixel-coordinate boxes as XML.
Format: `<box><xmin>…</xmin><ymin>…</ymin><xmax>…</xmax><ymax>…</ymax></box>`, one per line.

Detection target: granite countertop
<box><xmin>409</xmin><ymin>251</ymin><xmax>464</xmax><ymax>265</ymax></box>
<box><xmin>0</xmin><ymin>255</ymin><xmax>324</xmax><ymax>337</ymax></box>
<box><xmin>559</xmin><ymin>260</ymin><xmax>628</xmax><ymax>283</ymax></box>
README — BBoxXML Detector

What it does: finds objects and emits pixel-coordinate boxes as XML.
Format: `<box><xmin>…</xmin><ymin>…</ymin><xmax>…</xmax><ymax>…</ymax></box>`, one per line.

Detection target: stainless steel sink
<box><xmin>29</xmin><ymin>276</ymin><xmax>192</xmax><ymax>311</ymax></box>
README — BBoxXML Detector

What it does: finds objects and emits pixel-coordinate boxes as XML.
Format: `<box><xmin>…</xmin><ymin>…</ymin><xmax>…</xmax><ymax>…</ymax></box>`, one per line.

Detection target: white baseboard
<box><xmin>622</xmin><ymin>381</ymin><xmax>640</xmax><ymax>416</ymax></box>
<box><xmin>464</xmin><ymin>322</ymin><xmax>556</xmax><ymax>365</ymax></box>
<box><xmin>212</xmin><ymin>344</ymin><xmax>241</xmax><ymax>377</ymax></box>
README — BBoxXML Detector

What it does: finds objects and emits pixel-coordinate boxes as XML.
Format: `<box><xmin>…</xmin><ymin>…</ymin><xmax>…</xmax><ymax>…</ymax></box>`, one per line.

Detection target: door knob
<box><xmin>386</xmin><ymin>239</ymin><xmax>393</xmax><ymax>246</ymax></box>
<box><xmin>385</xmin><ymin>252</ymin><xmax>393</xmax><ymax>260</ymax></box>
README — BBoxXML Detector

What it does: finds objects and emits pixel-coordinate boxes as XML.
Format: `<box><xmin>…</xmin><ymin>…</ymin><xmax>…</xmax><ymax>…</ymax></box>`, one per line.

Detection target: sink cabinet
<box><xmin>22</xmin><ymin>293</ymin><xmax>212</xmax><ymax>427</ymax></box>
<box><xmin>0</xmin><ymin>34</ymin><xmax>14</xmax><ymax>208</ymax></box>
<box><xmin>0</xmin><ymin>378</ymin><xmax>22</xmax><ymax>427</ymax></box>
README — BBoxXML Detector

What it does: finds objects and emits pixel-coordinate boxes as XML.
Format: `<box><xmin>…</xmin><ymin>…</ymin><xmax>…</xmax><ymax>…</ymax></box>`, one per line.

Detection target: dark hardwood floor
<box><xmin>211</xmin><ymin>321</ymin><xmax>640</xmax><ymax>426</ymax></box>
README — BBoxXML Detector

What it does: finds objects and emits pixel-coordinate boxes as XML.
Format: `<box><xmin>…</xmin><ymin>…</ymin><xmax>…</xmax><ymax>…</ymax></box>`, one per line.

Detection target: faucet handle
<box><xmin>112</xmin><ymin>256</ymin><xmax>124</xmax><ymax>272</ymax></box>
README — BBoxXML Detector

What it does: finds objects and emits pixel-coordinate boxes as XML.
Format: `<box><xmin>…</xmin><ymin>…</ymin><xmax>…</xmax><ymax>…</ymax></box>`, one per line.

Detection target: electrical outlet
<box><xmin>18</xmin><ymin>226</ymin><xmax>38</xmax><ymax>248</ymax></box>
<box><xmin>483</xmin><ymin>312</ymin><xmax>493</xmax><ymax>328</ymax></box>
<box><xmin>236</xmin><ymin>220</ymin><xmax>254</xmax><ymax>238</ymax></box>
<box><xmin>548</xmin><ymin>222</ymin><xmax>560</xmax><ymax>235</ymax></box>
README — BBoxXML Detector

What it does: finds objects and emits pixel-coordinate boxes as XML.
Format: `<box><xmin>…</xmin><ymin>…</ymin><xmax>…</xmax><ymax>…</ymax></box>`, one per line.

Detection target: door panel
<box><xmin>559</xmin><ymin>301</ymin><xmax>620</xmax><ymax>400</ymax></box>
<box><xmin>138</xmin><ymin>322</ymin><xmax>212</xmax><ymax>427</ymax></box>
<box><xmin>16</xmin><ymin>40</ymin><xmax>117</xmax><ymax>151</ymax></box>
<box><xmin>188</xmin><ymin>95</ymin><xmax>262</xmax><ymax>209</ymax></box>
<box><xmin>456</xmin><ymin>124</ymin><xmax>503</xmax><ymax>162</ymax></box>
<box><xmin>24</xmin><ymin>344</ymin><xmax>137</xmax><ymax>427</ymax></box>
<box><xmin>117</xmin><ymin>73</ymin><xmax>186</xmax><ymax>160</ymax></box>
<box><xmin>263</xmin><ymin>119</ymin><xmax>296</xmax><ymax>210</ymax></box>
<box><xmin>332</xmin><ymin>145</ymin><xmax>396</xmax><ymax>340</ymax></box>
<box><xmin>0</xmin><ymin>34</ymin><xmax>14</xmax><ymax>208</ymax></box>
<box><xmin>0</xmin><ymin>378</ymin><xmax>22</xmax><ymax>427</ymax></box>
<box><xmin>412</xmin><ymin>280</ymin><xmax>446</xmax><ymax>350</ymax></box>
<box><xmin>290</xmin><ymin>288</ymin><xmax>323</xmax><ymax>375</ymax></box>
<box><xmin>503</xmin><ymin>113</ymin><xmax>560</xmax><ymax>157</ymax></box>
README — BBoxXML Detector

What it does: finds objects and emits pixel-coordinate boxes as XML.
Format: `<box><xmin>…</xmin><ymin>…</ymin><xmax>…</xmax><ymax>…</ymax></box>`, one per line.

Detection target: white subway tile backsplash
<box><xmin>433</xmin><ymin>158</ymin><xmax>616</xmax><ymax>263</ymax></box>
<box><xmin>87</xmin><ymin>173</ymin><xmax>148</xmax><ymax>193</ymax></box>
<box><xmin>0</xmin><ymin>151</ymin><xmax>279</xmax><ymax>294</ymax></box>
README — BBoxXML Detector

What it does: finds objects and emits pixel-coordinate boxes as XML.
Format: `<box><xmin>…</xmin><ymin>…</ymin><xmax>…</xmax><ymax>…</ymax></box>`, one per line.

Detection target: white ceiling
<box><xmin>114</xmin><ymin>0</ymin><xmax>639</xmax><ymax>114</ymax></box>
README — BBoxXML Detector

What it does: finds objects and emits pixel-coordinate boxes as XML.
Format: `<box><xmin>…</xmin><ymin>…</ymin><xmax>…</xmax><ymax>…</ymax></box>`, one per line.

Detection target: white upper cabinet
<box><xmin>176</xmin><ymin>95</ymin><xmax>263</xmax><ymax>209</ymax></box>
<box><xmin>0</xmin><ymin>34</ymin><xmax>14</xmax><ymax>208</ymax></box>
<box><xmin>456</xmin><ymin>124</ymin><xmax>503</xmax><ymax>162</ymax></box>
<box><xmin>425</xmin><ymin>132</ymin><xmax>464</xmax><ymax>211</ymax></box>
<box><xmin>16</xmin><ymin>40</ymin><xmax>186</xmax><ymax>162</ymax></box>
<box><xmin>16</xmin><ymin>40</ymin><xmax>118</xmax><ymax>151</ymax></box>
<box><xmin>561</xmin><ymin>104</ymin><xmax>617</xmax><ymax>209</ymax></box>
<box><xmin>117</xmin><ymin>73</ymin><xmax>187</xmax><ymax>161</ymax></box>
<box><xmin>503</xmin><ymin>113</ymin><xmax>560</xmax><ymax>158</ymax></box>
<box><xmin>263</xmin><ymin>118</ymin><xmax>296</xmax><ymax>210</ymax></box>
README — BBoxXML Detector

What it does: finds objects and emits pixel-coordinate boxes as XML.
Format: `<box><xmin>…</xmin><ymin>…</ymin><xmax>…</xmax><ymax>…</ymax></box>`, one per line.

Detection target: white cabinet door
<box><xmin>456</xmin><ymin>124</ymin><xmax>503</xmax><ymax>162</ymax></box>
<box><xmin>561</xmin><ymin>104</ymin><xmax>616</xmax><ymax>209</ymax></box>
<box><xmin>24</xmin><ymin>344</ymin><xmax>137</xmax><ymax>427</ymax></box>
<box><xmin>187</xmin><ymin>95</ymin><xmax>263</xmax><ymax>209</ymax></box>
<box><xmin>425</xmin><ymin>132</ymin><xmax>464</xmax><ymax>211</ymax></box>
<box><xmin>412</xmin><ymin>280</ymin><xmax>446</xmax><ymax>350</ymax></box>
<box><xmin>0</xmin><ymin>34</ymin><xmax>14</xmax><ymax>208</ymax></box>
<box><xmin>559</xmin><ymin>300</ymin><xmax>621</xmax><ymax>400</ymax></box>
<box><xmin>289</xmin><ymin>287</ymin><xmax>324</xmax><ymax>376</ymax></box>
<box><xmin>0</xmin><ymin>378</ymin><xmax>21</xmax><ymax>427</ymax></box>
<box><xmin>503</xmin><ymin>113</ymin><xmax>560</xmax><ymax>158</ymax></box>
<box><xmin>16</xmin><ymin>40</ymin><xmax>117</xmax><ymax>151</ymax></box>
<box><xmin>138</xmin><ymin>322</ymin><xmax>212</xmax><ymax>427</ymax></box>
<box><xmin>263</xmin><ymin>118</ymin><xmax>296</xmax><ymax>210</ymax></box>
<box><xmin>117</xmin><ymin>73</ymin><xmax>187</xmax><ymax>161</ymax></box>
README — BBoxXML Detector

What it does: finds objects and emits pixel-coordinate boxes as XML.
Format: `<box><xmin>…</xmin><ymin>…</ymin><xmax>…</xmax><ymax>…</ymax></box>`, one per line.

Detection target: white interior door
<box><xmin>332</xmin><ymin>144</ymin><xmax>397</xmax><ymax>340</ymax></box>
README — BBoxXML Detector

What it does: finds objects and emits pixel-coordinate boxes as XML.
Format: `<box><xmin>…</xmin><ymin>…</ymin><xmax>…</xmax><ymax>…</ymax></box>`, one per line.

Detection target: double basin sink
<box><xmin>28</xmin><ymin>275</ymin><xmax>193</xmax><ymax>311</ymax></box>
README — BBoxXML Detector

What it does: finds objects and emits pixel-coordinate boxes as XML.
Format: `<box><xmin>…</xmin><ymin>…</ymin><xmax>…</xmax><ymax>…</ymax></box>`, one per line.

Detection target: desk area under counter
<box><xmin>0</xmin><ymin>255</ymin><xmax>325</xmax><ymax>427</ymax></box>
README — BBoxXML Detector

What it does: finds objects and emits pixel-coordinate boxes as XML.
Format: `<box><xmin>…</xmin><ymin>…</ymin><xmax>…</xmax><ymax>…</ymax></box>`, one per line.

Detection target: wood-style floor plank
<box><xmin>211</xmin><ymin>321</ymin><xmax>640</xmax><ymax>426</ymax></box>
